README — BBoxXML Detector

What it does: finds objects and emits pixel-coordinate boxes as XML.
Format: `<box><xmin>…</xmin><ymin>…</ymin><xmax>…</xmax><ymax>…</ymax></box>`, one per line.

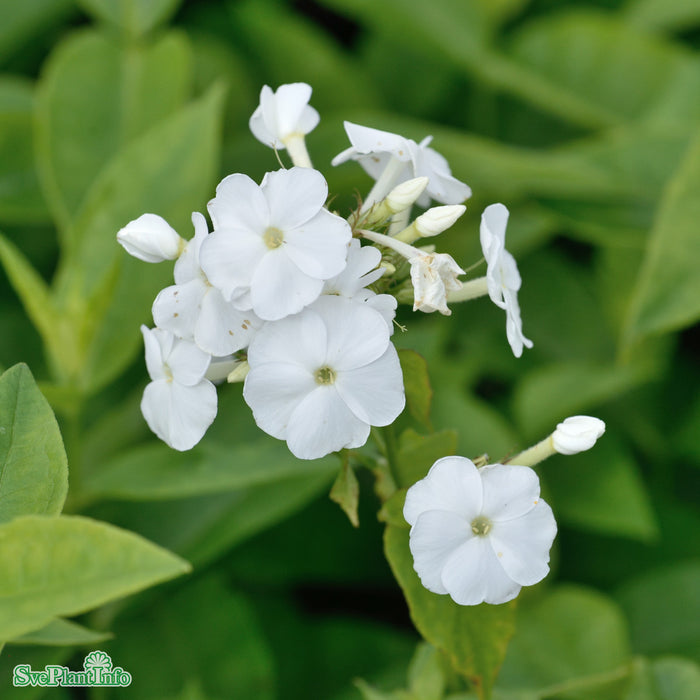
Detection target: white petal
<box><xmin>284</xmin><ymin>208</ymin><xmax>351</xmax><ymax>279</ymax></box>
<box><xmin>286</xmin><ymin>386</ymin><xmax>370</xmax><ymax>459</ymax></box>
<box><xmin>480</xmin><ymin>464</ymin><xmax>541</xmax><ymax>522</ymax></box>
<box><xmin>247</xmin><ymin>308</ymin><xmax>327</xmax><ymax>371</ymax></box>
<box><xmin>313</xmin><ymin>296</ymin><xmax>389</xmax><ymax>370</ymax></box>
<box><xmin>342</xmin><ymin>121</ymin><xmax>412</xmax><ymax>160</ymax></box>
<box><xmin>208</xmin><ymin>173</ymin><xmax>270</xmax><ymax>232</ymax></box>
<box><xmin>141</xmin><ymin>379</ymin><xmax>217</xmax><ymax>451</ymax></box>
<box><xmin>480</xmin><ymin>203</ymin><xmax>509</xmax><ymax>259</ymax></box>
<box><xmin>415</xmin><ymin>145</ymin><xmax>471</xmax><ymax>204</ymax></box>
<box><xmin>403</xmin><ymin>456</ymin><xmax>483</xmax><ymax>527</ymax></box>
<box><xmin>141</xmin><ymin>325</ymin><xmax>169</xmax><ymax>381</ymax></box>
<box><xmin>441</xmin><ymin>536</ymin><xmax>522</xmax><ymax>605</ymax></box>
<box><xmin>488</xmin><ymin>500</ymin><xmax>557</xmax><ymax>586</ymax></box>
<box><xmin>243</xmin><ymin>362</ymin><xmax>316</xmax><ymax>440</ymax></box>
<box><xmin>152</xmin><ymin>279</ymin><xmax>206</xmax><ymax>341</ymax></box>
<box><xmin>365</xmin><ymin>294</ymin><xmax>397</xmax><ymax>333</ymax></box>
<box><xmin>274</xmin><ymin>83</ymin><xmax>313</xmax><ymax>134</ymax></box>
<box><xmin>195</xmin><ymin>288</ymin><xmax>258</xmax><ymax>356</ymax></box>
<box><xmin>409</xmin><ymin>509</ymin><xmax>471</xmax><ymax>595</ymax></box>
<box><xmin>262</xmin><ymin>167</ymin><xmax>328</xmax><ymax>231</ymax></box>
<box><xmin>325</xmin><ymin>240</ymin><xmax>383</xmax><ymax>296</ymax></box>
<box><xmin>166</xmin><ymin>336</ymin><xmax>211</xmax><ymax>386</ymax></box>
<box><xmin>199</xmin><ymin>229</ymin><xmax>266</xmax><ymax>301</ymax></box>
<box><xmin>173</xmin><ymin>222</ymin><xmax>207</xmax><ymax>285</ymax></box>
<box><xmin>250</xmin><ymin>250</ymin><xmax>323</xmax><ymax>320</ymax></box>
<box><xmin>334</xmin><ymin>343</ymin><xmax>404</xmax><ymax>426</ymax></box>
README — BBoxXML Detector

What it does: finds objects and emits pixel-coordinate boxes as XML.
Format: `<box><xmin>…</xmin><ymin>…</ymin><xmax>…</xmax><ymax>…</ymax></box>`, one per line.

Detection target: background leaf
<box><xmin>76</xmin><ymin>0</ymin><xmax>183</xmax><ymax>37</ymax></box>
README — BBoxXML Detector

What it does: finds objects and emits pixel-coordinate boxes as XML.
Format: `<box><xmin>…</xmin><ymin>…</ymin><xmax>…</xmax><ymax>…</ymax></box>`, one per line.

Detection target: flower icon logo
<box><xmin>83</xmin><ymin>651</ymin><xmax>112</xmax><ymax>672</ymax></box>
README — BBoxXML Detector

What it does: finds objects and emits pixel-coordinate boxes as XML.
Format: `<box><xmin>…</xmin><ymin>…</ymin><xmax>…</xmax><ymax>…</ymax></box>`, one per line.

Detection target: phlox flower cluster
<box><xmin>117</xmin><ymin>81</ymin><xmax>606</xmax><ymax>607</ymax></box>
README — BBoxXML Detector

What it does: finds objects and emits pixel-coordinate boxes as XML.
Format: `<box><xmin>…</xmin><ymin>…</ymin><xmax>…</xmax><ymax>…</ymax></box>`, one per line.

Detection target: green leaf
<box><xmin>0</xmin><ymin>77</ymin><xmax>49</xmax><ymax>224</ymax></box>
<box><xmin>544</xmin><ymin>435</ymin><xmax>658</xmax><ymax>542</ymax></box>
<box><xmin>83</xmin><ymin>438</ymin><xmax>337</xmax><ymax>501</ymax></box>
<box><xmin>623</xmin><ymin>657</ymin><xmax>700</xmax><ymax>700</ymax></box>
<box><xmin>617</xmin><ymin>561</ymin><xmax>700</xmax><ymax>659</ymax></box>
<box><xmin>0</xmin><ymin>364</ymin><xmax>68</xmax><ymax>523</ymax></box>
<box><xmin>35</xmin><ymin>28</ymin><xmax>191</xmax><ymax>238</ymax></box>
<box><xmin>399</xmin><ymin>350</ymin><xmax>433</xmax><ymax>428</ymax></box>
<box><xmin>497</xmin><ymin>586</ymin><xmax>631</xmax><ymax>698</ymax></box>
<box><xmin>0</xmin><ymin>514</ymin><xmax>190</xmax><ymax>641</ymax></box>
<box><xmin>330</xmin><ymin>458</ymin><xmax>360</xmax><ymax>528</ymax></box>
<box><xmin>396</xmin><ymin>428</ymin><xmax>458</xmax><ymax>487</ymax></box>
<box><xmin>624</xmin><ymin>128</ymin><xmax>700</xmax><ymax>346</ymax></box>
<box><xmin>625</xmin><ymin>0</ymin><xmax>700</xmax><ymax>32</ymax></box>
<box><xmin>0</xmin><ymin>646</ymin><xmax>73</xmax><ymax>700</ymax></box>
<box><xmin>76</xmin><ymin>0</ymin><xmax>183</xmax><ymax>36</ymax></box>
<box><xmin>7</xmin><ymin>618</ymin><xmax>112</xmax><ymax>646</ymax></box>
<box><xmin>384</xmin><ymin>524</ymin><xmax>516</xmax><ymax>699</ymax></box>
<box><xmin>407</xmin><ymin>643</ymin><xmax>447</xmax><ymax>700</ymax></box>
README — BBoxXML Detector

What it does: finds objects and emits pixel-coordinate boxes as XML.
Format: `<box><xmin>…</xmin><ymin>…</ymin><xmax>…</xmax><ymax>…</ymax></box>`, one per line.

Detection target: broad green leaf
<box><xmin>83</xmin><ymin>439</ymin><xmax>337</xmax><ymax>501</ymax></box>
<box><xmin>0</xmin><ymin>77</ymin><xmax>49</xmax><ymax>224</ymax></box>
<box><xmin>0</xmin><ymin>0</ymin><xmax>75</xmax><ymax>64</ymax></box>
<box><xmin>385</xmin><ymin>523</ymin><xmax>516</xmax><ymax>699</ymax></box>
<box><xmin>544</xmin><ymin>435</ymin><xmax>658</xmax><ymax>542</ymax></box>
<box><xmin>617</xmin><ymin>561</ymin><xmax>700</xmax><ymax>659</ymax></box>
<box><xmin>497</xmin><ymin>586</ymin><xmax>631</xmax><ymax>698</ymax></box>
<box><xmin>35</xmin><ymin>28</ymin><xmax>191</xmax><ymax>238</ymax></box>
<box><xmin>0</xmin><ymin>364</ymin><xmax>67</xmax><ymax>523</ymax></box>
<box><xmin>399</xmin><ymin>350</ymin><xmax>433</xmax><ymax>428</ymax></box>
<box><xmin>623</xmin><ymin>128</ymin><xmax>700</xmax><ymax>347</ymax></box>
<box><xmin>396</xmin><ymin>429</ymin><xmax>458</xmax><ymax>487</ymax></box>
<box><xmin>330</xmin><ymin>458</ymin><xmax>360</xmax><ymax>528</ymax></box>
<box><xmin>104</xmin><ymin>576</ymin><xmax>274</xmax><ymax>699</ymax></box>
<box><xmin>407</xmin><ymin>643</ymin><xmax>447</xmax><ymax>700</ymax></box>
<box><xmin>0</xmin><ymin>514</ymin><xmax>190</xmax><ymax>641</ymax></box>
<box><xmin>0</xmin><ymin>646</ymin><xmax>73</xmax><ymax>700</ymax></box>
<box><xmin>355</xmin><ymin>679</ymin><xmax>399</xmax><ymax>700</ymax></box>
<box><xmin>7</xmin><ymin>618</ymin><xmax>111</xmax><ymax>646</ymax></box>
<box><xmin>626</xmin><ymin>0</ymin><xmax>700</xmax><ymax>32</ymax></box>
<box><xmin>76</xmin><ymin>0</ymin><xmax>183</xmax><ymax>36</ymax></box>
<box><xmin>625</xmin><ymin>657</ymin><xmax>700</xmax><ymax>700</ymax></box>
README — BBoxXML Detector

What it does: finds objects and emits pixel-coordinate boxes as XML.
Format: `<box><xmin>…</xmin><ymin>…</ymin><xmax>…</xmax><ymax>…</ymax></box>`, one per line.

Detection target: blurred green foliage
<box><xmin>1</xmin><ymin>0</ymin><xmax>699</xmax><ymax>697</ymax></box>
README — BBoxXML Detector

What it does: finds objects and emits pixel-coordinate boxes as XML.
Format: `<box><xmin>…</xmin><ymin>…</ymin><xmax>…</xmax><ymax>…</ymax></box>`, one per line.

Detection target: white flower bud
<box><xmin>386</xmin><ymin>177</ymin><xmax>429</xmax><ymax>213</ymax></box>
<box><xmin>117</xmin><ymin>214</ymin><xmax>184</xmax><ymax>263</ymax></box>
<box><xmin>415</xmin><ymin>204</ymin><xmax>466</xmax><ymax>237</ymax></box>
<box><xmin>227</xmin><ymin>361</ymin><xmax>250</xmax><ymax>383</ymax></box>
<box><xmin>552</xmin><ymin>416</ymin><xmax>606</xmax><ymax>455</ymax></box>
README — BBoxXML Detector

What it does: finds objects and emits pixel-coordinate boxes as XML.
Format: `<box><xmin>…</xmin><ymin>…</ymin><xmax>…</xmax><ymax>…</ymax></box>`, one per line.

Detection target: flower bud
<box><xmin>552</xmin><ymin>416</ymin><xmax>606</xmax><ymax>455</ymax></box>
<box><xmin>386</xmin><ymin>177</ymin><xmax>429</xmax><ymax>214</ymax></box>
<box><xmin>117</xmin><ymin>214</ymin><xmax>184</xmax><ymax>263</ymax></box>
<box><xmin>415</xmin><ymin>204</ymin><xmax>466</xmax><ymax>237</ymax></box>
<box><xmin>227</xmin><ymin>360</ymin><xmax>250</xmax><ymax>383</ymax></box>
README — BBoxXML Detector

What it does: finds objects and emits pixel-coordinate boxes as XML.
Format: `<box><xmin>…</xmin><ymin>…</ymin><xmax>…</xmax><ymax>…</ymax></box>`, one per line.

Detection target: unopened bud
<box><xmin>117</xmin><ymin>214</ymin><xmax>184</xmax><ymax>263</ymax></box>
<box><xmin>552</xmin><ymin>416</ymin><xmax>606</xmax><ymax>455</ymax></box>
<box><xmin>386</xmin><ymin>177</ymin><xmax>429</xmax><ymax>214</ymax></box>
<box><xmin>227</xmin><ymin>361</ymin><xmax>250</xmax><ymax>383</ymax></box>
<box><xmin>415</xmin><ymin>205</ymin><xmax>466</xmax><ymax>237</ymax></box>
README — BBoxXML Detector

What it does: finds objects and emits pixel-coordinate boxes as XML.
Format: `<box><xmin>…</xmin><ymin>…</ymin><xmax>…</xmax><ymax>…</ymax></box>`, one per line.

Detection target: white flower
<box><xmin>552</xmin><ymin>415</ymin><xmax>606</xmax><ymax>455</ymax></box>
<box><xmin>117</xmin><ymin>213</ymin><xmax>184</xmax><ymax>263</ymax></box>
<box><xmin>404</xmin><ymin>456</ymin><xmax>557</xmax><ymax>606</ymax></box>
<box><xmin>243</xmin><ymin>296</ymin><xmax>405</xmax><ymax>460</ymax></box>
<box><xmin>249</xmin><ymin>83</ymin><xmax>320</xmax><ymax>150</ymax></box>
<box><xmin>140</xmin><ymin>325</ymin><xmax>217</xmax><ymax>451</ymax></box>
<box><xmin>480</xmin><ymin>203</ymin><xmax>533</xmax><ymax>357</ymax></box>
<box><xmin>409</xmin><ymin>251</ymin><xmax>465</xmax><ymax>316</ymax></box>
<box><xmin>332</xmin><ymin>122</ymin><xmax>471</xmax><ymax>206</ymax></box>
<box><xmin>319</xmin><ymin>239</ymin><xmax>397</xmax><ymax>332</ymax></box>
<box><xmin>200</xmin><ymin>167</ymin><xmax>351</xmax><ymax>321</ymax></box>
<box><xmin>152</xmin><ymin>213</ymin><xmax>260</xmax><ymax>356</ymax></box>
<box><xmin>414</xmin><ymin>205</ymin><xmax>466</xmax><ymax>238</ymax></box>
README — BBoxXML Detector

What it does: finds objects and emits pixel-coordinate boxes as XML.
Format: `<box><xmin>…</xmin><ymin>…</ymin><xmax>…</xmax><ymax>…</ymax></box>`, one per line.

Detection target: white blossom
<box><xmin>552</xmin><ymin>415</ymin><xmax>606</xmax><ymax>455</ymax></box>
<box><xmin>404</xmin><ymin>456</ymin><xmax>557</xmax><ymax>606</ymax></box>
<box><xmin>480</xmin><ymin>203</ymin><xmax>533</xmax><ymax>357</ymax></box>
<box><xmin>200</xmin><ymin>167</ymin><xmax>351</xmax><ymax>321</ymax></box>
<box><xmin>332</xmin><ymin>122</ymin><xmax>471</xmax><ymax>206</ymax></box>
<box><xmin>243</xmin><ymin>296</ymin><xmax>405</xmax><ymax>460</ymax></box>
<box><xmin>140</xmin><ymin>325</ymin><xmax>217</xmax><ymax>451</ymax></box>
<box><xmin>117</xmin><ymin>213</ymin><xmax>183</xmax><ymax>263</ymax></box>
<box><xmin>152</xmin><ymin>213</ymin><xmax>260</xmax><ymax>356</ymax></box>
<box><xmin>409</xmin><ymin>251</ymin><xmax>465</xmax><ymax>316</ymax></box>
<box><xmin>249</xmin><ymin>83</ymin><xmax>319</xmax><ymax>150</ymax></box>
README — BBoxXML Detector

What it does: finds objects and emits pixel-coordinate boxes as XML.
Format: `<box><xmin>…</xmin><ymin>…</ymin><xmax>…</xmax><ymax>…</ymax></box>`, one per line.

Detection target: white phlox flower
<box><xmin>319</xmin><ymin>239</ymin><xmax>397</xmax><ymax>332</ymax></box>
<box><xmin>200</xmin><ymin>167</ymin><xmax>351</xmax><ymax>321</ymax></box>
<box><xmin>117</xmin><ymin>213</ymin><xmax>184</xmax><ymax>263</ymax></box>
<box><xmin>404</xmin><ymin>456</ymin><xmax>557</xmax><ymax>606</ymax></box>
<box><xmin>152</xmin><ymin>212</ymin><xmax>261</xmax><ymax>356</ymax></box>
<box><xmin>332</xmin><ymin>121</ymin><xmax>471</xmax><ymax>206</ymax></box>
<box><xmin>480</xmin><ymin>203</ymin><xmax>533</xmax><ymax>358</ymax></box>
<box><xmin>552</xmin><ymin>415</ymin><xmax>606</xmax><ymax>455</ymax></box>
<box><xmin>243</xmin><ymin>296</ymin><xmax>405</xmax><ymax>460</ymax></box>
<box><xmin>140</xmin><ymin>325</ymin><xmax>217</xmax><ymax>451</ymax></box>
<box><xmin>249</xmin><ymin>83</ymin><xmax>320</xmax><ymax>150</ymax></box>
<box><xmin>409</xmin><ymin>250</ymin><xmax>465</xmax><ymax>316</ymax></box>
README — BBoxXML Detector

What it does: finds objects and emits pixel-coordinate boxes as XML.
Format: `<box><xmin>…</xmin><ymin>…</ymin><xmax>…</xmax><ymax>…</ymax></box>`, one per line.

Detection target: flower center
<box><xmin>470</xmin><ymin>515</ymin><xmax>492</xmax><ymax>536</ymax></box>
<box><xmin>314</xmin><ymin>366</ymin><xmax>336</xmax><ymax>385</ymax></box>
<box><xmin>263</xmin><ymin>226</ymin><xmax>284</xmax><ymax>249</ymax></box>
